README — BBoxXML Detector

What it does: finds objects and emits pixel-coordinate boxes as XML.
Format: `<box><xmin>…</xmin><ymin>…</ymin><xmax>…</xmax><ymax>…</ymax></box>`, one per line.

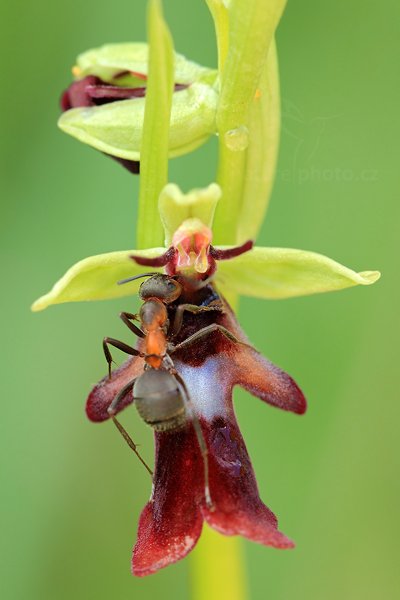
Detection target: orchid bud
<box><xmin>58</xmin><ymin>43</ymin><xmax>218</xmax><ymax>172</ymax></box>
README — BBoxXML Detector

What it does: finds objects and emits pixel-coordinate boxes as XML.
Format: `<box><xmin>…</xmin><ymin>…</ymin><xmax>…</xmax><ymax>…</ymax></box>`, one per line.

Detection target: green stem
<box><xmin>136</xmin><ymin>0</ymin><xmax>174</xmax><ymax>249</ymax></box>
<box><xmin>213</xmin><ymin>0</ymin><xmax>287</xmax><ymax>245</ymax></box>
<box><xmin>191</xmin><ymin>525</ymin><xmax>248</xmax><ymax>600</ymax></box>
<box><xmin>205</xmin><ymin>0</ymin><xmax>229</xmax><ymax>75</ymax></box>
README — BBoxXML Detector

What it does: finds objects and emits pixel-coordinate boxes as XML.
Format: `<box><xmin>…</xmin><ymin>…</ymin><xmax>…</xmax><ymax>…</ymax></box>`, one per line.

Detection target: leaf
<box><xmin>215</xmin><ymin>246</ymin><xmax>381</xmax><ymax>299</ymax></box>
<box><xmin>31</xmin><ymin>248</ymin><xmax>165</xmax><ymax>311</ymax></box>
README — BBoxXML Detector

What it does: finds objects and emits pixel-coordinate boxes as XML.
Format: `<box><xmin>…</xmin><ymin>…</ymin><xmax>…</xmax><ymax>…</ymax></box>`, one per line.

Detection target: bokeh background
<box><xmin>1</xmin><ymin>1</ymin><xmax>399</xmax><ymax>598</ymax></box>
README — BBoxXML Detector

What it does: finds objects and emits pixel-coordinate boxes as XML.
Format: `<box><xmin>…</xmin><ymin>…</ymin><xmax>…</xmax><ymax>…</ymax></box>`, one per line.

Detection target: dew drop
<box><xmin>224</xmin><ymin>125</ymin><xmax>249</xmax><ymax>151</ymax></box>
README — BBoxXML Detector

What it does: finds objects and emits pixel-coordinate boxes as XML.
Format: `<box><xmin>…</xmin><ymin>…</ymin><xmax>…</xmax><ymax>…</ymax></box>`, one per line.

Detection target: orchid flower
<box><xmin>32</xmin><ymin>183</ymin><xmax>379</xmax><ymax>312</ymax></box>
<box><xmin>33</xmin><ymin>0</ymin><xmax>380</xmax><ymax>586</ymax></box>
<box><xmin>59</xmin><ymin>43</ymin><xmax>218</xmax><ymax>173</ymax></box>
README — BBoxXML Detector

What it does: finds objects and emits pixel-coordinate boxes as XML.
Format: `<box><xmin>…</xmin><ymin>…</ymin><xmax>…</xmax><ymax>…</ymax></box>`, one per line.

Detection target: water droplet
<box><xmin>224</xmin><ymin>125</ymin><xmax>249</xmax><ymax>151</ymax></box>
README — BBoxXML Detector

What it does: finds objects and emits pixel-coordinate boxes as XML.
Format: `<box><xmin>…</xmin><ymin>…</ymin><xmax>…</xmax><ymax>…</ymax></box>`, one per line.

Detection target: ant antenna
<box><xmin>118</xmin><ymin>272</ymin><xmax>159</xmax><ymax>285</ymax></box>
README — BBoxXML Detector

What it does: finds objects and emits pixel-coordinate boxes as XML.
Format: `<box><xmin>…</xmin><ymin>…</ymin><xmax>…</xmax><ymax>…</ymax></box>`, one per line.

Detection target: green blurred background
<box><xmin>1</xmin><ymin>1</ymin><xmax>398</xmax><ymax>598</ymax></box>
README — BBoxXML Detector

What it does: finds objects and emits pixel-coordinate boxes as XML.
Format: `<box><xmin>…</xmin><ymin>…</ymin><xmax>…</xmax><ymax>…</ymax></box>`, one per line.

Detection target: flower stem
<box><xmin>136</xmin><ymin>0</ymin><xmax>174</xmax><ymax>249</ymax></box>
<box><xmin>190</xmin><ymin>525</ymin><xmax>248</xmax><ymax>600</ymax></box>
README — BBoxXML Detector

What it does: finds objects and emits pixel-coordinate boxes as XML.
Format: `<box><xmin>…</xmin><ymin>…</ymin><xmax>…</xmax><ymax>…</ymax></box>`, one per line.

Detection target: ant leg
<box><xmin>172</xmin><ymin>371</ymin><xmax>213</xmax><ymax>510</ymax></box>
<box><xmin>119</xmin><ymin>312</ymin><xmax>145</xmax><ymax>339</ymax></box>
<box><xmin>111</xmin><ymin>416</ymin><xmax>153</xmax><ymax>477</ymax></box>
<box><xmin>169</xmin><ymin>303</ymin><xmax>223</xmax><ymax>339</ymax></box>
<box><xmin>107</xmin><ymin>379</ymin><xmax>153</xmax><ymax>476</ymax></box>
<box><xmin>107</xmin><ymin>379</ymin><xmax>136</xmax><ymax>416</ymax></box>
<box><xmin>103</xmin><ymin>337</ymin><xmax>143</xmax><ymax>379</ymax></box>
<box><xmin>170</xmin><ymin>324</ymin><xmax>252</xmax><ymax>353</ymax></box>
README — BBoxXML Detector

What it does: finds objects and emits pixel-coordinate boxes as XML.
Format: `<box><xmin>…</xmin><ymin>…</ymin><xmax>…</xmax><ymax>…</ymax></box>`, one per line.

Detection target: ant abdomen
<box><xmin>134</xmin><ymin>369</ymin><xmax>187</xmax><ymax>432</ymax></box>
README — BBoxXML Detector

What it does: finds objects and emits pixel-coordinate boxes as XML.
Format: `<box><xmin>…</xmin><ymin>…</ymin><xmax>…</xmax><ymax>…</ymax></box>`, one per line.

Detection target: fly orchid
<box><xmin>33</xmin><ymin>0</ymin><xmax>380</xmax><ymax>582</ymax></box>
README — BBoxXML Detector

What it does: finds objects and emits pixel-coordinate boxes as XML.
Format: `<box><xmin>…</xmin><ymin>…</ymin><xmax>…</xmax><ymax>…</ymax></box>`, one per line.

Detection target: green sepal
<box><xmin>215</xmin><ymin>247</ymin><xmax>381</xmax><ymax>299</ymax></box>
<box><xmin>75</xmin><ymin>42</ymin><xmax>216</xmax><ymax>85</ymax></box>
<box><xmin>159</xmin><ymin>183</ymin><xmax>221</xmax><ymax>246</ymax></box>
<box><xmin>31</xmin><ymin>248</ymin><xmax>165</xmax><ymax>312</ymax></box>
<box><xmin>32</xmin><ymin>245</ymin><xmax>380</xmax><ymax>312</ymax></box>
<box><xmin>58</xmin><ymin>82</ymin><xmax>218</xmax><ymax>161</ymax></box>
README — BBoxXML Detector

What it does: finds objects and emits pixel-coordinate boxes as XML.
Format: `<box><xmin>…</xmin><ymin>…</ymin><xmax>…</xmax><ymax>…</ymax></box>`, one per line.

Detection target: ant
<box><xmin>103</xmin><ymin>272</ymin><xmax>245</xmax><ymax>508</ymax></box>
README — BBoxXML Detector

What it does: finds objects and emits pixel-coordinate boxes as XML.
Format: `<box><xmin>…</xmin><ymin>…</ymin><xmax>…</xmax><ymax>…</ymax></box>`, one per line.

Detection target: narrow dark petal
<box><xmin>86</xmin><ymin>356</ymin><xmax>144</xmax><ymax>422</ymax></box>
<box><xmin>87</xmin><ymin>85</ymin><xmax>147</xmax><ymax>101</ymax></box>
<box><xmin>130</xmin><ymin>247</ymin><xmax>177</xmax><ymax>268</ymax></box>
<box><xmin>202</xmin><ymin>415</ymin><xmax>294</xmax><ymax>548</ymax></box>
<box><xmin>209</xmin><ymin>240</ymin><xmax>254</xmax><ymax>261</ymax></box>
<box><xmin>132</xmin><ymin>426</ymin><xmax>203</xmax><ymax>576</ymax></box>
<box><xmin>61</xmin><ymin>79</ymin><xmax>189</xmax><ymax>110</ymax></box>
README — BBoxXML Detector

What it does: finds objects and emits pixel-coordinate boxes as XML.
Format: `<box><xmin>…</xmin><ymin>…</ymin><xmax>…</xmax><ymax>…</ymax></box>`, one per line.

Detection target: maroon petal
<box><xmin>86</xmin><ymin>84</ymin><xmax>147</xmax><ymax>101</ymax></box>
<box><xmin>132</xmin><ymin>426</ymin><xmax>203</xmax><ymax>576</ymax></box>
<box><xmin>231</xmin><ymin>345</ymin><xmax>306</xmax><ymax>414</ymax></box>
<box><xmin>202</xmin><ymin>415</ymin><xmax>294</xmax><ymax>548</ymax></box>
<box><xmin>86</xmin><ymin>356</ymin><xmax>144</xmax><ymax>422</ymax></box>
<box><xmin>130</xmin><ymin>247</ymin><xmax>177</xmax><ymax>268</ymax></box>
<box><xmin>209</xmin><ymin>240</ymin><xmax>254</xmax><ymax>261</ymax></box>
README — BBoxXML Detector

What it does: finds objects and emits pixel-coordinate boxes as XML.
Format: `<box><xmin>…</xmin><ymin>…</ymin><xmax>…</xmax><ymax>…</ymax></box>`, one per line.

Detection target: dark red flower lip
<box><xmin>86</xmin><ymin>300</ymin><xmax>306</xmax><ymax>576</ymax></box>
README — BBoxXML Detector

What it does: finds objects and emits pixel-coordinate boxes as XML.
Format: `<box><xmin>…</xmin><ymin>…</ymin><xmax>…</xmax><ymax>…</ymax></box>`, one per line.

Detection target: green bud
<box><xmin>59</xmin><ymin>43</ymin><xmax>218</xmax><ymax>161</ymax></box>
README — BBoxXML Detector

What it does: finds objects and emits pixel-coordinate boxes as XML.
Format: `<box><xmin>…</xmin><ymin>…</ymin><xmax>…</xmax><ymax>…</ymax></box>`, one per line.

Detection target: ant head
<box><xmin>139</xmin><ymin>274</ymin><xmax>182</xmax><ymax>304</ymax></box>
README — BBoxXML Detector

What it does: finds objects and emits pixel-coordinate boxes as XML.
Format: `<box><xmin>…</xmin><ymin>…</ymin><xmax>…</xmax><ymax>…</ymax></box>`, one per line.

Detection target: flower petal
<box><xmin>232</xmin><ymin>345</ymin><xmax>306</xmax><ymax>414</ymax></box>
<box><xmin>31</xmin><ymin>248</ymin><xmax>165</xmax><ymax>311</ymax></box>
<box><xmin>203</xmin><ymin>414</ymin><xmax>294</xmax><ymax>548</ymax></box>
<box><xmin>132</xmin><ymin>426</ymin><xmax>203</xmax><ymax>576</ymax></box>
<box><xmin>215</xmin><ymin>246</ymin><xmax>381</xmax><ymax>299</ymax></box>
<box><xmin>86</xmin><ymin>355</ymin><xmax>144</xmax><ymax>422</ymax></box>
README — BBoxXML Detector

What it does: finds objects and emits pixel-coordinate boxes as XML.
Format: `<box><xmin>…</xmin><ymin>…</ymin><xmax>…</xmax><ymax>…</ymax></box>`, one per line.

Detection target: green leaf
<box><xmin>215</xmin><ymin>246</ymin><xmax>381</xmax><ymax>299</ymax></box>
<box><xmin>137</xmin><ymin>0</ymin><xmax>175</xmax><ymax>249</ymax></box>
<box><xmin>31</xmin><ymin>248</ymin><xmax>165</xmax><ymax>311</ymax></box>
